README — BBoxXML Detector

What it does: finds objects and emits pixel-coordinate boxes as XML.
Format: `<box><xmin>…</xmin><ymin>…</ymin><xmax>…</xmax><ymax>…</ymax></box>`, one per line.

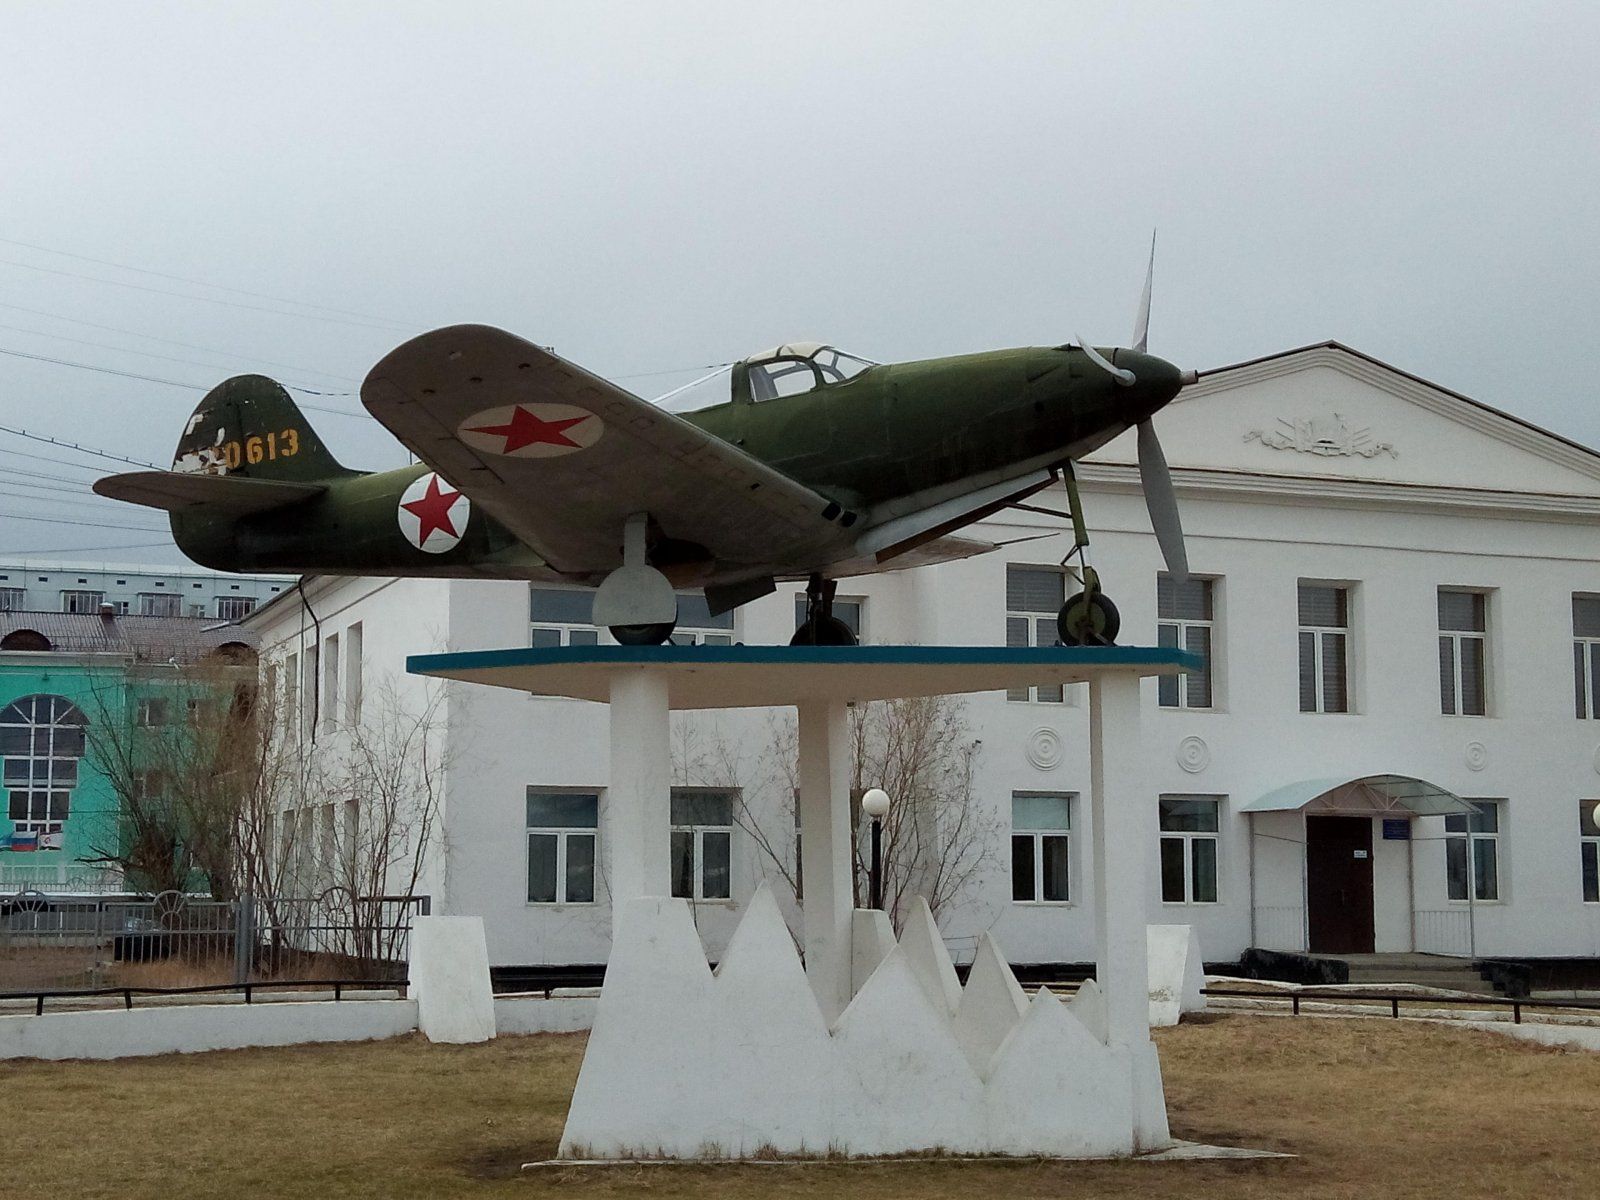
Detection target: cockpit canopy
<box><xmin>654</xmin><ymin>343</ymin><xmax>876</xmax><ymax>414</ymax></box>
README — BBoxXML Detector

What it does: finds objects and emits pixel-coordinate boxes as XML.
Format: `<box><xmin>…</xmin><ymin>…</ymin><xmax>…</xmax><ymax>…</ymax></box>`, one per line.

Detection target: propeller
<box><xmin>1078</xmin><ymin>232</ymin><xmax>1191</xmax><ymax>583</ymax></box>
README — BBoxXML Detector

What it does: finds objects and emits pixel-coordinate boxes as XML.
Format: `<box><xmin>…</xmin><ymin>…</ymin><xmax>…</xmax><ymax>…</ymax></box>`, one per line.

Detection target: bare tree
<box><xmin>681</xmin><ymin>696</ymin><xmax>997</xmax><ymax>931</ymax></box>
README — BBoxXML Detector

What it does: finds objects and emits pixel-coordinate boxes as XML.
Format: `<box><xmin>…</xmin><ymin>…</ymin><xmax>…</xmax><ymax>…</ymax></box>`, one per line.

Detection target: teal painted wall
<box><xmin>0</xmin><ymin>655</ymin><xmax>128</xmax><ymax>885</ymax></box>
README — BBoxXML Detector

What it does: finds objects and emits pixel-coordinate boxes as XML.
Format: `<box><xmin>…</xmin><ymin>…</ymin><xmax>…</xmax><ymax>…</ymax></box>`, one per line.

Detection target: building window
<box><xmin>525</xmin><ymin>790</ymin><xmax>599</xmax><ymax>904</ymax></box>
<box><xmin>1573</xmin><ymin>597</ymin><xmax>1600</xmax><ymax>718</ymax></box>
<box><xmin>1445</xmin><ymin>800</ymin><xmax>1501</xmax><ymax>901</ymax></box>
<box><xmin>322</xmin><ymin>633</ymin><xmax>340</xmax><ymax>732</ymax></box>
<box><xmin>138</xmin><ymin>593</ymin><xmax>182</xmax><ymax>617</ymax></box>
<box><xmin>1</xmin><ymin>694</ymin><xmax>87</xmax><ymax>836</ymax></box>
<box><xmin>1006</xmin><ymin>565</ymin><xmax>1065</xmax><ymax>703</ymax></box>
<box><xmin>1159</xmin><ymin>795</ymin><xmax>1220</xmax><ymax>903</ymax></box>
<box><xmin>344</xmin><ymin>624</ymin><xmax>364</xmax><ymax>726</ymax></box>
<box><xmin>1438</xmin><ymin>589</ymin><xmax>1488</xmax><ymax>716</ymax></box>
<box><xmin>1158</xmin><ymin>576</ymin><xmax>1215</xmax><ymax>709</ymax></box>
<box><xmin>1581</xmin><ymin>801</ymin><xmax>1600</xmax><ymax>903</ymax></box>
<box><xmin>1298</xmin><ymin>583</ymin><xmax>1350</xmax><ymax>713</ymax></box>
<box><xmin>1011</xmin><ymin>792</ymin><xmax>1071</xmax><ymax>903</ymax></box>
<box><xmin>0</xmin><ymin>587</ymin><xmax>24</xmax><ymax>611</ymax></box>
<box><xmin>530</xmin><ymin>587</ymin><xmax>600</xmax><ymax>648</ymax></box>
<box><xmin>793</xmin><ymin>595</ymin><xmax>865</xmax><ymax>642</ymax></box>
<box><xmin>669</xmin><ymin>594</ymin><xmax>735</xmax><ymax>646</ymax></box>
<box><xmin>671</xmin><ymin>789</ymin><xmax>734</xmax><ymax>900</ymax></box>
<box><xmin>301</xmin><ymin>644</ymin><xmax>319</xmax><ymax>741</ymax></box>
<box><xmin>60</xmin><ymin>590</ymin><xmax>104</xmax><ymax>614</ymax></box>
<box><xmin>216</xmin><ymin>596</ymin><xmax>257</xmax><ymax>620</ymax></box>
<box><xmin>136</xmin><ymin>697</ymin><xmax>170</xmax><ymax>727</ymax></box>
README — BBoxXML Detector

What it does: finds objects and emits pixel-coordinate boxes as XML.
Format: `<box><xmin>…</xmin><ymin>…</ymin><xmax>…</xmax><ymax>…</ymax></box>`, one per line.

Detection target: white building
<box><xmin>0</xmin><ymin>558</ymin><xmax>287</xmax><ymax>619</ymax></box>
<box><xmin>246</xmin><ymin>342</ymin><xmax>1600</xmax><ymax>970</ymax></box>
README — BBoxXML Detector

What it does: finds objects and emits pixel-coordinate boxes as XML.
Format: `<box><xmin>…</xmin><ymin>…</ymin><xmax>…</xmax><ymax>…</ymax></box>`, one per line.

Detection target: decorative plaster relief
<box><xmin>1176</xmin><ymin>736</ymin><xmax>1210</xmax><ymax>774</ymax></box>
<box><xmin>1465</xmin><ymin>741</ymin><xmax>1488</xmax><ymax>772</ymax></box>
<box><xmin>1025</xmin><ymin>727</ymin><xmax>1063</xmax><ymax>771</ymax></box>
<box><xmin>1244</xmin><ymin>413</ymin><xmax>1396</xmax><ymax>459</ymax></box>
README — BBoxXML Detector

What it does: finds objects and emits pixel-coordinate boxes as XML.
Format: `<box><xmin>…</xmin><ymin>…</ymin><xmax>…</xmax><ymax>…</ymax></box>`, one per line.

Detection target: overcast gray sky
<box><xmin>2</xmin><ymin>1</ymin><xmax>1597</xmax><ymax>562</ymax></box>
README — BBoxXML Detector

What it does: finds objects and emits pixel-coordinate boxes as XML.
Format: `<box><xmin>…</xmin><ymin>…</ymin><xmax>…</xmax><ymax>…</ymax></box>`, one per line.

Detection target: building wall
<box><xmin>0</xmin><ymin>559</ymin><xmax>288</xmax><ymax>619</ymax></box>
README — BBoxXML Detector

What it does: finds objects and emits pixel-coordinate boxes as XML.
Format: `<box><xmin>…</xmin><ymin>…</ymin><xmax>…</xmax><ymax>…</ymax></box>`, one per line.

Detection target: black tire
<box><xmin>1057</xmin><ymin>592</ymin><xmax>1121</xmax><ymax>646</ymax></box>
<box><xmin>610</xmin><ymin>622</ymin><xmax>676</xmax><ymax>646</ymax></box>
<box><xmin>789</xmin><ymin>615</ymin><xmax>858</xmax><ymax>646</ymax></box>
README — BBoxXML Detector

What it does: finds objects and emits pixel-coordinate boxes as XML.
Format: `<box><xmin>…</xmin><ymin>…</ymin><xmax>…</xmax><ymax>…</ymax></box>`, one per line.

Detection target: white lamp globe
<box><xmin>861</xmin><ymin>787</ymin><xmax>890</xmax><ymax>818</ymax></box>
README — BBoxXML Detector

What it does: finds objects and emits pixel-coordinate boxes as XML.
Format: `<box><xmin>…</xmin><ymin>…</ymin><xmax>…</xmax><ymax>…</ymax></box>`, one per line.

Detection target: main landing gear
<box><xmin>792</xmin><ymin>574</ymin><xmax>858</xmax><ymax>646</ymax></box>
<box><xmin>1014</xmin><ymin>464</ymin><xmax>1122</xmax><ymax>647</ymax></box>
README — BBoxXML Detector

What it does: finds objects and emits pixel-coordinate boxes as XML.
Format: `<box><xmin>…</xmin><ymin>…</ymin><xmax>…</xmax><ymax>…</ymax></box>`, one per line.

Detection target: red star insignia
<box><xmin>401</xmin><ymin>475</ymin><xmax>464</xmax><ymax>545</ymax></box>
<box><xmin>466</xmin><ymin>406</ymin><xmax>591</xmax><ymax>453</ymax></box>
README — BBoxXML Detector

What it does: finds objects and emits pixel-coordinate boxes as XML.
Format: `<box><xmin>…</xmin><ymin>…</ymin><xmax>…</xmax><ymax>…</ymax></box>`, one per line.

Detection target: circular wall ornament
<box><xmin>1024</xmin><ymin>727</ymin><xmax>1063</xmax><ymax>771</ymax></box>
<box><xmin>1464</xmin><ymin>741</ymin><xmax>1488</xmax><ymax>772</ymax></box>
<box><xmin>1177</xmin><ymin>736</ymin><xmax>1210</xmax><ymax>774</ymax></box>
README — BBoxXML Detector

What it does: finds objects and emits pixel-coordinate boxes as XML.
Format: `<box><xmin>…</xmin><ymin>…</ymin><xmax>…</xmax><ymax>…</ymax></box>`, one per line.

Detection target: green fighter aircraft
<box><xmin>96</xmin><ymin>291</ymin><xmax>1195</xmax><ymax>647</ymax></box>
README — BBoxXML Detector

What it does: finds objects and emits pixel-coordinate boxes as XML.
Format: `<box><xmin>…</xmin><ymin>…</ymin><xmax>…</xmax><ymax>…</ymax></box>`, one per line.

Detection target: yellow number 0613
<box><xmin>221</xmin><ymin>428</ymin><xmax>300</xmax><ymax>469</ymax></box>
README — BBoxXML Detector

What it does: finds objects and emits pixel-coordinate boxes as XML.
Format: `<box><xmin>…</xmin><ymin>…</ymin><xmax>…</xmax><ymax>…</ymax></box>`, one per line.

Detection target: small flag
<box><xmin>38</xmin><ymin>831</ymin><xmax>63</xmax><ymax>851</ymax></box>
<box><xmin>1</xmin><ymin>831</ymin><xmax>40</xmax><ymax>852</ymax></box>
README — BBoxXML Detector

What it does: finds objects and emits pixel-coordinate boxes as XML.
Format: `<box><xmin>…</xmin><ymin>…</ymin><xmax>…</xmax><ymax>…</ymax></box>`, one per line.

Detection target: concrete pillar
<box><xmin>1088</xmin><ymin>671</ymin><xmax>1150</xmax><ymax>1049</ymax></box>
<box><xmin>797</xmin><ymin>698</ymin><xmax>853</xmax><ymax>1022</ymax></box>
<box><xmin>608</xmin><ymin>668</ymin><xmax>671</xmax><ymax>926</ymax></box>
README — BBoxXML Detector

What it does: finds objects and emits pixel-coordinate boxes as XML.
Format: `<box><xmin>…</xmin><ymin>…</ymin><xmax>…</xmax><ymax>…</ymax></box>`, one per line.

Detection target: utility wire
<box><xmin>0</xmin><ymin>257</ymin><xmax>413</xmax><ymax>333</ymax></box>
<box><xmin>0</xmin><ymin>420</ymin><xmax>161</xmax><ymax>468</ymax></box>
<box><xmin>8</xmin><ymin>541</ymin><xmax>175</xmax><ymax>555</ymax></box>
<box><xmin>1</xmin><ymin>511</ymin><xmax>167</xmax><ymax>532</ymax></box>
<box><xmin>0</xmin><ymin>346</ymin><xmax>361</xmax><ymax>410</ymax></box>
<box><xmin>0</xmin><ymin>445</ymin><xmax>114</xmax><ymax>475</ymax></box>
<box><xmin>0</xmin><ymin>300</ymin><xmax>358</xmax><ymax>383</ymax></box>
<box><xmin>0</xmin><ymin>235</ymin><xmax>414</xmax><ymax>327</ymax></box>
<box><xmin>0</xmin><ymin>487</ymin><xmax>138</xmax><ymax>511</ymax></box>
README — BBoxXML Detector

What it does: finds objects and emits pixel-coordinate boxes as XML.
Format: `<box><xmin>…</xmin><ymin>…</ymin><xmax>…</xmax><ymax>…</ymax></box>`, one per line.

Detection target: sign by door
<box><xmin>1382</xmin><ymin>818</ymin><xmax>1411</xmax><ymax>841</ymax></box>
<box><xmin>1353</xmin><ymin>849</ymin><xmax>1369</xmax><ymax>859</ymax></box>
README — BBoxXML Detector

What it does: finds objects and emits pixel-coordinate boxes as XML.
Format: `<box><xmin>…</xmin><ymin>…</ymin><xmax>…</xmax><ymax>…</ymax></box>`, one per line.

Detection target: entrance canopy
<box><xmin>1240</xmin><ymin>773</ymin><xmax>1476</xmax><ymax>817</ymax></box>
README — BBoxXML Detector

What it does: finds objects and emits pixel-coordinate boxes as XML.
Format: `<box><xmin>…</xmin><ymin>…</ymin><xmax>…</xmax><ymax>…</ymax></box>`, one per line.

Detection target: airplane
<box><xmin>96</xmin><ymin>271</ymin><xmax>1195</xmax><ymax>648</ymax></box>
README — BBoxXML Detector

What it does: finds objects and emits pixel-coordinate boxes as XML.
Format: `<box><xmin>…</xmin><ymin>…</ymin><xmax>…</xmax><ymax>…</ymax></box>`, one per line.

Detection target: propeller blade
<box><xmin>1137</xmin><ymin>419</ymin><xmax>1189</xmax><ymax>581</ymax></box>
<box><xmin>1132</xmin><ymin>231</ymin><xmax>1156</xmax><ymax>353</ymax></box>
<box><xmin>1076</xmin><ymin>335</ymin><xmax>1135</xmax><ymax>386</ymax></box>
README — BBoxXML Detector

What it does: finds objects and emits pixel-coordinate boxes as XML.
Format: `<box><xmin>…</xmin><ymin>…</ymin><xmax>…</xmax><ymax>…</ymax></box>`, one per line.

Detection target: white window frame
<box><xmin>215</xmin><ymin>595</ymin><xmax>257</xmax><ymax>620</ymax></box>
<box><xmin>525</xmin><ymin>789</ymin><xmax>600</xmax><ymax>906</ymax></box>
<box><xmin>1580</xmin><ymin>800</ymin><xmax>1600</xmax><ymax>904</ymax></box>
<box><xmin>1298</xmin><ymin>581</ymin><xmax>1351</xmax><ymax>714</ymax></box>
<box><xmin>1</xmin><ymin>694</ymin><xmax>86</xmax><ymax>836</ymax></box>
<box><xmin>1158</xmin><ymin>794</ymin><xmax>1222</xmax><ymax>905</ymax></box>
<box><xmin>136</xmin><ymin>696</ymin><xmax>169</xmax><ymax>727</ymax></box>
<box><xmin>1005</xmin><ymin>564</ymin><xmax>1067</xmax><ymax>704</ymax></box>
<box><xmin>1158</xmin><ymin>575</ymin><xmax>1218</xmax><ymax>711</ymax></box>
<box><xmin>1446</xmin><ymin>799</ymin><xmax>1502</xmax><ymax>902</ymax></box>
<box><xmin>671</xmin><ymin>787</ymin><xmax>735</xmax><ymax>902</ymax></box>
<box><xmin>60</xmin><ymin>590</ymin><xmax>104</xmax><ymax>614</ymax></box>
<box><xmin>138</xmin><ymin>592</ymin><xmax>182</xmax><ymax>617</ymax></box>
<box><xmin>1011</xmin><ymin>792</ymin><xmax>1073</xmax><ymax>904</ymax></box>
<box><xmin>1438</xmin><ymin>588</ymin><xmax>1489</xmax><ymax>717</ymax></box>
<box><xmin>0</xmin><ymin>587</ymin><xmax>25</xmax><ymax>611</ymax></box>
<box><xmin>530</xmin><ymin>586</ymin><xmax>602</xmax><ymax>648</ymax></box>
<box><xmin>1573</xmin><ymin>596</ymin><xmax>1600</xmax><ymax>719</ymax></box>
<box><xmin>792</xmin><ymin>593</ymin><xmax>867</xmax><ymax>643</ymax></box>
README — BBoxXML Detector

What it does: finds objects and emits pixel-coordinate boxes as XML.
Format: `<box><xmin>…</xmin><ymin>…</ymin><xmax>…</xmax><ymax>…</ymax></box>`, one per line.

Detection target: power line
<box><xmin>0</xmin><ymin>487</ymin><xmax>137</xmax><ymax>511</ymax></box>
<box><xmin>0</xmin><ymin>300</ymin><xmax>358</xmax><ymax>383</ymax></box>
<box><xmin>0</xmin><ymin>257</ymin><xmax>413</xmax><ymax>333</ymax></box>
<box><xmin>0</xmin><ymin>235</ymin><xmax>415</xmax><ymax>327</ymax></box>
<box><xmin>1</xmin><ymin>511</ymin><xmax>167</xmax><ymax>532</ymax></box>
<box><xmin>0</xmin><ymin>421</ymin><xmax>161</xmax><ymax>468</ymax></box>
<box><xmin>0</xmin><ymin>473</ymin><xmax>98</xmax><ymax>495</ymax></box>
<box><xmin>5</xmin><ymin>541</ymin><xmax>175</xmax><ymax>555</ymax></box>
<box><xmin>0</xmin><ymin>445</ymin><xmax>114</xmax><ymax>475</ymax></box>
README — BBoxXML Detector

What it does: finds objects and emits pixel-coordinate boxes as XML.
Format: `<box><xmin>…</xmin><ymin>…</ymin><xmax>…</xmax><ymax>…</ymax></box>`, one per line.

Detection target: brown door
<box><xmin>1306</xmin><ymin>815</ymin><xmax>1375</xmax><ymax>954</ymax></box>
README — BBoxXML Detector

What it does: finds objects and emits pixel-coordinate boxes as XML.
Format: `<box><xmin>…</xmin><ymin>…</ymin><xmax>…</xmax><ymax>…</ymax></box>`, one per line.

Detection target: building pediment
<box><xmin>1086</xmin><ymin>343</ymin><xmax>1600</xmax><ymax>500</ymax></box>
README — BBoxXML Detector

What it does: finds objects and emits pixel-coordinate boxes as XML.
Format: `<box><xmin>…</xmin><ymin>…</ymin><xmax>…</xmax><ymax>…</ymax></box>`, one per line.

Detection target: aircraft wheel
<box><xmin>790</xmin><ymin>616</ymin><xmax>858</xmax><ymax>646</ymax></box>
<box><xmin>1057</xmin><ymin>592</ymin><xmax>1121</xmax><ymax>647</ymax></box>
<box><xmin>610</xmin><ymin>622</ymin><xmax>676</xmax><ymax>646</ymax></box>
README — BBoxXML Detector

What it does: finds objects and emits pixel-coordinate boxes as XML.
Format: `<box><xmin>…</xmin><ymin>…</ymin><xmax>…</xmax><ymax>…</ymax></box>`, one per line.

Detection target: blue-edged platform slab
<box><xmin>406</xmin><ymin>644</ymin><xmax>1200</xmax><ymax>710</ymax></box>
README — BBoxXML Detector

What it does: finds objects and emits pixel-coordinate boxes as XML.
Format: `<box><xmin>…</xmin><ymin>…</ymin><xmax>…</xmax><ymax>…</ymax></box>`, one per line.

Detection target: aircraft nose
<box><xmin>1114</xmin><ymin>350</ymin><xmax>1189</xmax><ymax>421</ymax></box>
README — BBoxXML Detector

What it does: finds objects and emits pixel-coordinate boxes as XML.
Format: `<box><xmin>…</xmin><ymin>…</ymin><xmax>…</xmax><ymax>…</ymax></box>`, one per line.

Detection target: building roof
<box><xmin>0</xmin><ymin>611</ymin><xmax>258</xmax><ymax>662</ymax></box>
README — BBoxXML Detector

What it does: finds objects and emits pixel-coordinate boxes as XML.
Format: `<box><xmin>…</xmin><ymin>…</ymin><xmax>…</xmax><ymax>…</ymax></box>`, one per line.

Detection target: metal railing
<box><xmin>0</xmin><ymin>977</ymin><xmax>403</xmax><ymax>1017</ymax></box>
<box><xmin>1203</xmin><ymin>984</ymin><xmax>1600</xmax><ymax>1024</ymax></box>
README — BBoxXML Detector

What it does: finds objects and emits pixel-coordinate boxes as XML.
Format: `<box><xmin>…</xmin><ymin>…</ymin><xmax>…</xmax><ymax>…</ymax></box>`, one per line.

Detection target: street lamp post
<box><xmin>861</xmin><ymin>787</ymin><xmax>890</xmax><ymax>911</ymax></box>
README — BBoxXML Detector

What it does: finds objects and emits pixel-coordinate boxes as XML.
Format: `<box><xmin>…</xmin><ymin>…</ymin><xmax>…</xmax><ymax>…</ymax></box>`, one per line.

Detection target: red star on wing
<box><xmin>465</xmin><ymin>406</ymin><xmax>591</xmax><ymax>453</ymax></box>
<box><xmin>401</xmin><ymin>475</ymin><xmax>464</xmax><ymax>545</ymax></box>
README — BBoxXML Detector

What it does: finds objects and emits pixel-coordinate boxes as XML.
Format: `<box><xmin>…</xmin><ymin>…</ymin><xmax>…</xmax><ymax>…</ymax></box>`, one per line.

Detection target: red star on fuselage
<box><xmin>466</xmin><ymin>406</ymin><xmax>591</xmax><ymax>453</ymax></box>
<box><xmin>401</xmin><ymin>475</ymin><xmax>464</xmax><ymax>545</ymax></box>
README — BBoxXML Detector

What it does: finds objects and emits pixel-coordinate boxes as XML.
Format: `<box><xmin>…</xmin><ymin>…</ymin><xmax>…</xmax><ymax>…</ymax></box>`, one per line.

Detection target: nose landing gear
<box><xmin>791</xmin><ymin>574</ymin><xmax>859</xmax><ymax>646</ymax></box>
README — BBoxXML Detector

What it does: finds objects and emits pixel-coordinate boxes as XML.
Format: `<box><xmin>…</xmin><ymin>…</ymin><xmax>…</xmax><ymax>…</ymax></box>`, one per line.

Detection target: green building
<box><xmin>0</xmin><ymin>611</ymin><xmax>256</xmax><ymax>893</ymax></box>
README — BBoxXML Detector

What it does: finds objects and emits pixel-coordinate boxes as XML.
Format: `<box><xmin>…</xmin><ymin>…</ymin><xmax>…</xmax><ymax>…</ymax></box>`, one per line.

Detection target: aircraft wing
<box><xmin>361</xmin><ymin>325</ymin><xmax>849</xmax><ymax>574</ymax></box>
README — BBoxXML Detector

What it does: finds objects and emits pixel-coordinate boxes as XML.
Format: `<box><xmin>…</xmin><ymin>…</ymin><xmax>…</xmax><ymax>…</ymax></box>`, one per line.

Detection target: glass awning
<box><xmin>1239</xmin><ymin>774</ymin><xmax>1477</xmax><ymax>817</ymax></box>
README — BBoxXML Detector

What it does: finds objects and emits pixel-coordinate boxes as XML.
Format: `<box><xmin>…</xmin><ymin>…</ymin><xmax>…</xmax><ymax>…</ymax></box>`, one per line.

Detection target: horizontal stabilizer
<box><xmin>93</xmin><ymin>471</ymin><xmax>326</xmax><ymax>514</ymax></box>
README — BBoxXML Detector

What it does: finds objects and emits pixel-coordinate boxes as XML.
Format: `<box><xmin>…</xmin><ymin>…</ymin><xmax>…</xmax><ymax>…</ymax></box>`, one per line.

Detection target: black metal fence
<box><xmin>1202</xmin><ymin>984</ymin><xmax>1600</xmax><ymax>1024</ymax></box>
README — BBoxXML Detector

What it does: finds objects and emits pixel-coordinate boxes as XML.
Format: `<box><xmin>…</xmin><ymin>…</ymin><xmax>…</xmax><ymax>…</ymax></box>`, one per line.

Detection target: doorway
<box><xmin>1306</xmin><ymin>815</ymin><xmax>1375</xmax><ymax>954</ymax></box>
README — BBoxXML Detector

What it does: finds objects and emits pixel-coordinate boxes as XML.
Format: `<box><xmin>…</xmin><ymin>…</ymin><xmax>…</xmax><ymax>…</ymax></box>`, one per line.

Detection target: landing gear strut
<box><xmin>791</xmin><ymin>574</ymin><xmax>858</xmax><ymax>646</ymax></box>
<box><xmin>594</xmin><ymin>512</ymin><xmax>678</xmax><ymax>646</ymax></box>
<box><xmin>1055</xmin><ymin>463</ymin><xmax>1119</xmax><ymax>647</ymax></box>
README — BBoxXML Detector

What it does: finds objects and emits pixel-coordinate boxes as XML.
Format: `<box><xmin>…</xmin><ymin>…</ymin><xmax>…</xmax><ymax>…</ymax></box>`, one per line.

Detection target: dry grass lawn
<box><xmin>2</xmin><ymin>1014</ymin><xmax>1596</xmax><ymax>1199</ymax></box>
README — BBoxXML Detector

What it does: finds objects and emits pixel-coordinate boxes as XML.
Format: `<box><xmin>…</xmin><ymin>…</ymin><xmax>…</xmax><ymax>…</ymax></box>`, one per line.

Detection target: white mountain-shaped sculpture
<box><xmin>559</xmin><ymin>884</ymin><xmax>1168</xmax><ymax>1159</ymax></box>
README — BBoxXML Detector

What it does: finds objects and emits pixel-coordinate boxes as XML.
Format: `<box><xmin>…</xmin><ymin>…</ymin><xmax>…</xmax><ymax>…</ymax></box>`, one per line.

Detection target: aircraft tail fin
<box><xmin>170</xmin><ymin>374</ymin><xmax>352</xmax><ymax>482</ymax></box>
